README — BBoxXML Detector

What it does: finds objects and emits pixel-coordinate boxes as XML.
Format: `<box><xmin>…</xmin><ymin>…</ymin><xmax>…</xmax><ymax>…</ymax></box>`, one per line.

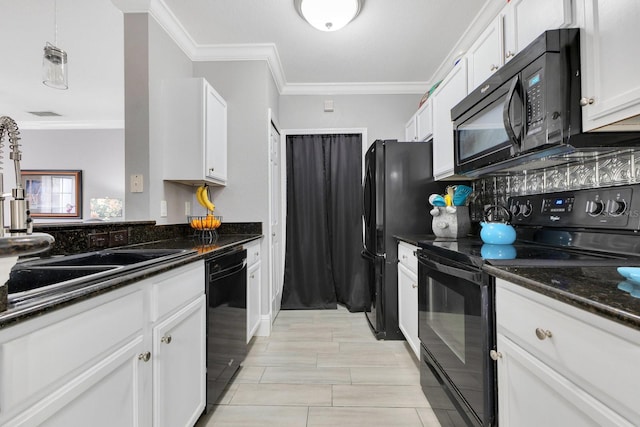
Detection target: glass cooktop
<box><xmin>418</xmin><ymin>237</ymin><xmax>634</xmax><ymax>268</ymax></box>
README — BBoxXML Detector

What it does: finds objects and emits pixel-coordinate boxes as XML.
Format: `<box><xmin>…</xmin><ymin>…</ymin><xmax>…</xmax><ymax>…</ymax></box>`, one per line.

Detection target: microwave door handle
<box><xmin>503</xmin><ymin>75</ymin><xmax>522</xmax><ymax>154</ymax></box>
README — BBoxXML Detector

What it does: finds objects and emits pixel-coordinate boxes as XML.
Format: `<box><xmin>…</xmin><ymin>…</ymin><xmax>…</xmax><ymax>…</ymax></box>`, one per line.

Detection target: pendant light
<box><xmin>295</xmin><ymin>0</ymin><xmax>362</xmax><ymax>32</ymax></box>
<box><xmin>42</xmin><ymin>0</ymin><xmax>68</xmax><ymax>90</ymax></box>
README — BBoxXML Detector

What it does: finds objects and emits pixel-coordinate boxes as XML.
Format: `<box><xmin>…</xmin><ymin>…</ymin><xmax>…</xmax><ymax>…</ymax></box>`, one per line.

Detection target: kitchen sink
<box><xmin>7</xmin><ymin>248</ymin><xmax>194</xmax><ymax>305</ymax></box>
<box><xmin>24</xmin><ymin>248</ymin><xmax>192</xmax><ymax>268</ymax></box>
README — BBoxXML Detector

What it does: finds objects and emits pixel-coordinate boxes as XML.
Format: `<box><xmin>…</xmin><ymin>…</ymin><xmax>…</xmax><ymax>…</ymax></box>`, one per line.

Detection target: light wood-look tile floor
<box><xmin>197</xmin><ymin>306</ymin><xmax>441</xmax><ymax>427</ymax></box>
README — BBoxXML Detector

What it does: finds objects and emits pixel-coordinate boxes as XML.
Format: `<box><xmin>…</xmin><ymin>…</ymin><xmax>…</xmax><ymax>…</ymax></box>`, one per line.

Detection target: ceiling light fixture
<box><xmin>294</xmin><ymin>0</ymin><xmax>362</xmax><ymax>32</ymax></box>
<box><xmin>42</xmin><ymin>0</ymin><xmax>68</xmax><ymax>90</ymax></box>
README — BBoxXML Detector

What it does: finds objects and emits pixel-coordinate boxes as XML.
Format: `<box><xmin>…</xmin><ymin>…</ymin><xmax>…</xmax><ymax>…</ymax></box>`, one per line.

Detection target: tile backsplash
<box><xmin>469</xmin><ymin>150</ymin><xmax>640</xmax><ymax>221</ymax></box>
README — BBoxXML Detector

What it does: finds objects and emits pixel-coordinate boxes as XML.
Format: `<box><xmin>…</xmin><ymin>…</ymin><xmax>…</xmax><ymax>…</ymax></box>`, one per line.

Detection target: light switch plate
<box><xmin>160</xmin><ymin>200</ymin><xmax>168</xmax><ymax>217</ymax></box>
<box><xmin>185</xmin><ymin>201</ymin><xmax>191</xmax><ymax>216</ymax></box>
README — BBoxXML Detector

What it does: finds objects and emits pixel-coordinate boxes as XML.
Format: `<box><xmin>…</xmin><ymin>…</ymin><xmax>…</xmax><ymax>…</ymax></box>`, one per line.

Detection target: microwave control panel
<box><xmin>508</xmin><ymin>185</ymin><xmax>640</xmax><ymax>230</ymax></box>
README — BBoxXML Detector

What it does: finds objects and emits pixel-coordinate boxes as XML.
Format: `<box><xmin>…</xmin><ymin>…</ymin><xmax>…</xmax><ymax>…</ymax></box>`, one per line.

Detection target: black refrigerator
<box><xmin>362</xmin><ymin>139</ymin><xmax>443</xmax><ymax>340</ymax></box>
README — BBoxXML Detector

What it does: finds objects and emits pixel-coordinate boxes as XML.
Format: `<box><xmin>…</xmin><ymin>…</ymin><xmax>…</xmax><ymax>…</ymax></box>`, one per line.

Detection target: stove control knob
<box><xmin>586</xmin><ymin>200</ymin><xmax>605</xmax><ymax>216</ymax></box>
<box><xmin>608</xmin><ymin>199</ymin><xmax>627</xmax><ymax>216</ymax></box>
<box><xmin>521</xmin><ymin>203</ymin><xmax>532</xmax><ymax>217</ymax></box>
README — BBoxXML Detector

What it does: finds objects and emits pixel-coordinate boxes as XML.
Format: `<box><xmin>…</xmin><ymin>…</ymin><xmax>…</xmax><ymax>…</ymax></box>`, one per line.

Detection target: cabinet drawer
<box><xmin>397</xmin><ymin>242</ymin><xmax>418</xmax><ymax>273</ymax></box>
<box><xmin>245</xmin><ymin>241</ymin><xmax>261</xmax><ymax>266</ymax></box>
<box><xmin>0</xmin><ymin>288</ymin><xmax>144</xmax><ymax>415</ymax></box>
<box><xmin>496</xmin><ymin>279</ymin><xmax>640</xmax><ymax>421</ymax></box>
<box><xmin>151</xmin><ymin>261</ymin><xmax>204</xmax><ymax>321</ymax></box>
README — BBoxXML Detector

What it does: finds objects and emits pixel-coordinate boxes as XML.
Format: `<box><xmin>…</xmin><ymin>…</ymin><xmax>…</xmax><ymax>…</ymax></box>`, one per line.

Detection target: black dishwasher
<box><xmin>205</xmin><ymin>247</ymin><xmax>247</xmax><ymax>409</ymax></box>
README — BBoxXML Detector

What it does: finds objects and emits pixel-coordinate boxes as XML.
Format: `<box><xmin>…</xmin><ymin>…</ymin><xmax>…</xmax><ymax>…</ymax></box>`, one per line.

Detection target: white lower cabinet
<box><xmin>397</xmin><ymin>242</ymin><xmax>419</xmax><ymax>359</ymax></box>
<box><xmin>245</xmin><ymin>240</ymin><xmax>261</xmax><ymax>342</ymax></box>
<box><xmin>153</xmin><ymin>295</ymin><xmax>206</xmax><ymax>427</ymax></box>
<box><xmin>0</xmin><ymin>261</ymin><xmax>206</xmax><ymax>427</ymax></box>
<box><xmin>495</xmin><ymin>278</ymin><xmax>640</xmax><ymax>426</ymax></box>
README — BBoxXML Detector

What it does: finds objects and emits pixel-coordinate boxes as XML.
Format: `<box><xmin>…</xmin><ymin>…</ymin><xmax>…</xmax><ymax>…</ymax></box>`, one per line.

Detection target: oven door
<box><xmin>454</xmin><ymin>74</ymin><xmax>524</xmax><ymax>176</ymax></box>
<box><xmin>418</xmin><ymin>249</ymin><xmax>496</xmax><ymax>426</ymax></box>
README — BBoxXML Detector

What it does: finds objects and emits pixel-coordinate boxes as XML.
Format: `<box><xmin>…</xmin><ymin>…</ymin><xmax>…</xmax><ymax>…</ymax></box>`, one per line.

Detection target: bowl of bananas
<box><xmin>191</xmin><ymin>184</ymin><xmax>221</xmax><ymax>242</ymax></box>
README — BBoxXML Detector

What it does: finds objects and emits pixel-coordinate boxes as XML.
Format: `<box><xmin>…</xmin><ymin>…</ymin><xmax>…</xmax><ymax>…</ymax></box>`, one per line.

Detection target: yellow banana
<box><xmin>195</xmin><ymin>185</ymin><xmax>208</xmax><ymax>210</ymax></box>
<box><xmin>201</xmin><ymin>185</ymin><xmax>215</xmax><ymax>212</ymax></box>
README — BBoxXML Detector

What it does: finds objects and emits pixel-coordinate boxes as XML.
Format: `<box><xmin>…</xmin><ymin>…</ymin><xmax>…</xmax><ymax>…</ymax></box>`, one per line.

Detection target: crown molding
<box><xmin>429</xmin><ymin>0</ymin><xmax>505</xmax><ymax>84</ymax></box>
<box><xmin>192</xmin><ymin>44</ymin><xmax>287</xmax><ymax>94</ymax></box>
<box><xmin>115</xmin><ymin>0</ymin><xmax>503</xmax><ymax>97</ymax></box>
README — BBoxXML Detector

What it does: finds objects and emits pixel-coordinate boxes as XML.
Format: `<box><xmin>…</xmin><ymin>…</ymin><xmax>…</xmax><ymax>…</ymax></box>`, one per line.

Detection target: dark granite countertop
<box><xmin>394</xmin><ymin>234</ymin><xmax>433</xmax><ymax>247</ymax></box>
<box><xmin>0</xmin><ymin>234</ymin><xmax>262</xmax><ymax>330</ymax></box>
<box><xmin>484</xmin><ymin>265</ymin><xmax>640</xmax><ymax>331</ymax></box>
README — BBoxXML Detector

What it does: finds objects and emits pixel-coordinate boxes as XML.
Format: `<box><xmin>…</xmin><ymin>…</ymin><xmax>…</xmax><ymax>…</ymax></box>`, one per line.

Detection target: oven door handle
<box><xmin>419</xmin><ymin>256</ymin><xmax>483</xmax><ymax>283</ymax></box>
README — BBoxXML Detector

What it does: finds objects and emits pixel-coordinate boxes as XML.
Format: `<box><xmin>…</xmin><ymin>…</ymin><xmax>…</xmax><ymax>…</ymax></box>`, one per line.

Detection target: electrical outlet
<box><xmin>88</xmin><ymin>232</ymin><xmax>109</xmax><ymax>249</ymax></box>
<box><xmin>160</xmin><ymin>200</ymin><xmax>168</xmax><ymax>217</ymax></box>
<box><xmin>109</xmin><ymin>230</ymin><xmax>128</xmax><ymax>247</ymax></box>
<box><xmin>130</xmin><ymin>174</ymin><xmax>143</xmax><ymax>193</ymax></box>
<box><xmin>185</xmin><ymin>201</ymin><xmax>191</xmax><ymax>216</ymax></box>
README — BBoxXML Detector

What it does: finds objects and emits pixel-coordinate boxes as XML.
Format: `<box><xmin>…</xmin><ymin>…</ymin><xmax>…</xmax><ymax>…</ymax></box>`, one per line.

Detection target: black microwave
<box><xmin>452</xmin><ymin>29</ymin><xmax>640</xmax><ymax>177</ymax></box>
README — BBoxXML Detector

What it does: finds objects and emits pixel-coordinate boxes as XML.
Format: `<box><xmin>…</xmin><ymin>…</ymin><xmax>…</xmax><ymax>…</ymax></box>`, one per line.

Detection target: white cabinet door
<box><xmin>205</xmin><ymin>83</ymin><xmax>228</xmax><ymax>183</ymax></box>
<box><xmin>580</xmin><ymin>0</ymin><xmax>640</xmax><ymax>131</ymax></box>
<box><xmin>11</xmin><ymin>337</ymin><xmax>148</xmax><ymax>427</ymax></box>
<box><xmin>163</xmin><ymin>78</ymin><xmax>228</xmax><ymax>186</ymax></box>
<box><xmin>397</xmin><ymin>262</ymin><xmax>419</xmax><ymax>359</ymax></box>
<box><xmin>503</xmin><ymin>0</ymin><xmax>573</xmax><ymax>63</ymax></box>
<box><xmin>153</xmin><ymin>295</ymin><xmax>206</xmax><ymax>427</ymax></box>
<box><xmin>467</xmin><ymin>17</ymin><xmax>503</xmax><ymax>91</ymax></box>
<box><xmin>432</xmin><ymin>57</ymin><xmax>468</xmax><ymax>180</ymax></box>
<box><xmin>405</xmin><ymin>114</ymin><xmax>417</xmax><ymax>141</ymax></box>
<box><xmin>416</xmin><ymin>100</ymin><xmax>433</xmax><ymax>142</ymax></box>
<box><xmin>496</xmin><ymin>334</ymin><xmax>634</xmax><ymax>427</ymax></box>
<box><xmin>247</xmin><ymin>260</ymin><xmax>261</xmax><ymax>342</ymax></box>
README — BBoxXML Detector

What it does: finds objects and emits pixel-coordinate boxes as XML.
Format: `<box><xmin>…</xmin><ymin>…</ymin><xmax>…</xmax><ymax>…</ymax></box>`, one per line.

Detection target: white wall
<box><xmin>193</xmin><ymin>61</ymin><xmax>274</xmax><ymax>223</ymax></box>
<box><xmin>279</xmin><ymin>94</ymin><xmax>421</xmax><ymax>147</ymax></box>
<box><xmin>5</xmin><ymin>128</ymin><xmax>125</xmax><ymax>223</ymax></box>
<box><xmin>123</xmin><ymin>14</ymin><xmax>195</xmax><ymax>224</ymax></box>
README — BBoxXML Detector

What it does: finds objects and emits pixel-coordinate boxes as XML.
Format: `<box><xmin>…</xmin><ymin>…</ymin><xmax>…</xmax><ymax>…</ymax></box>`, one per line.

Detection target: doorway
<box><xmin>281</xmin><ymin>132</ymin><xmax>369</xmax><ymax>312</ymax></box>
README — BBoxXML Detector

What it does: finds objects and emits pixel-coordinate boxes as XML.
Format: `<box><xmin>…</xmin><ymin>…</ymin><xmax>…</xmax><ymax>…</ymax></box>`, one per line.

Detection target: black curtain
<box><xmin>281</xmin><ymin>133</ymin><xmax>369</xmax><ymax>312</ymax></box>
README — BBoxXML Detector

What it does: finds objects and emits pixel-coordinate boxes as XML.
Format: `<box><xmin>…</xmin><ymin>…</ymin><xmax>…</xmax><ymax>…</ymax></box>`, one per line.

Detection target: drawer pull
<box><xmin>161</xmin><ymin>335</ymin><xmax>172</xmax><ymax>344</ymax></box>
<box><xmin>535</xmin><ymin>328</ymin><xmax>553</xmax><ymax>340</ymax></box>
<box><xmin>490</xmin><ymin>350</ymin><xmax>502</xmax><ymax>361</ymax></box>
<box><xmin>138</xmin><ymin>351</ymin><xmax>151</xmax><ymax>362</ymax></box>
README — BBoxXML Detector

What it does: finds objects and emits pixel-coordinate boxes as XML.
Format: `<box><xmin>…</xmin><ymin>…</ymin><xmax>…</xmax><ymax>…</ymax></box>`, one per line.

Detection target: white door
<box><xmin>269</xmin><ymin>122</ymin><xmax>283</xmax><ymax>321</ymax></box>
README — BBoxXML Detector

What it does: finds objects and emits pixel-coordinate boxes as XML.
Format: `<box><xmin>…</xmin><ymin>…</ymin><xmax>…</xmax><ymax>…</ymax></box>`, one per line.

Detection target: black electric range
<box><xmin>415</xmin><ymin>184</ymin><xmax>640</xmax><ymax>427</ymax></box>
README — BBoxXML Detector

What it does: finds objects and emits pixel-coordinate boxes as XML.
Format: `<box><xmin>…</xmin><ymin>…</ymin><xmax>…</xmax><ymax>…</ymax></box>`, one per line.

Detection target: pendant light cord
<box><xmin>54</xmin><ymin>0</ymin><xmax>58</xmax><ymax>46</ymax></box>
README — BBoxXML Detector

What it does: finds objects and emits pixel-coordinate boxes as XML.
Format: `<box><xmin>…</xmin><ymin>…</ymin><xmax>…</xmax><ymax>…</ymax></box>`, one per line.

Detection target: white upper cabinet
<box><xmin>502</xmin><ymin>0</ymin><xmax>573</xmax><ymax>63</ymax></box>
<box><xmin>162</xmin><ymin>78</ymin><xmax>228</xmax><ymax>186</ymax></box>
<box><xmin>416</xmin><ymin>99</ymin><xmax>433</xmax><ymax>142</ymax></box>
<box><xmin>580</xmin><ymin>0</ymin><xmax>640</xmax><ymax>131</ymax></box>
<box><xmin>405</xmin><ymin>114</ymin><xmax>418</xmax><ymax>141</ymax></box>
<box><xmin>467</xmin><ymin>17</ymin><xmax>503</xmax><ymax>91</ymax></box>
<box><xmin>432</xmin><ymin>57</ymin><xmax>468</xmax><ymax>180</ymax></box>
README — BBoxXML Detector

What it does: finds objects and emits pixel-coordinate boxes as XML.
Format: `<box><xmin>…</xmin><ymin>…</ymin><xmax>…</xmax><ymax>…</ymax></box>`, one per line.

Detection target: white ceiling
<box><xmin>0</xmin><ymin>0</ymin><xmax>496</xmax><ymax>128</ymax></box>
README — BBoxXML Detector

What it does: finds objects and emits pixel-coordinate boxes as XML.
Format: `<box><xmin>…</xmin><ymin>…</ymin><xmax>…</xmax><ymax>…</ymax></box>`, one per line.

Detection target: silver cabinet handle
<box><xmin>490</xmin><ymin>350</ymin><xmax>502</xmax><ymax>361</ymax></box>
<box><xmin>505</xmin><ymin>50</ymin><xmax>515</xmax><ymax>59</ymax></box>
<box><xmin>138</xmin><ymin>351</ymin><xmax>151</xmax><ymax>362</ymax></box>
<box><xmin>490</xmin><ymin>64</ymin><xmax>498</xmax><ymax>71</ymax></box>
<box><xmin>580</xmin><ymin>97</ymin><xmax>595</xmax><ymax>106</ymax></box>
<box><xmin>535</xmin><ymin>328</ymin><xmax>553</xmax><ymax>340</ymax></box>
<box><xmin>255</xmin><ymin>251</ymin><xmax>259</xmax><ymax>257</ymax></box>
<box><xmin>250</xmin><ymin>274</ymin><xmax>255</xmax><ymax>279</ymax></box>
<box><xmin>411</xmin><ymin>283</ymin><xmax>417</xmax><ymax>289</ymax></box>
<box><xmin>161</xmin><ymin>335</ymin><xmax>172</xmax><ymax>344</ymax></box>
